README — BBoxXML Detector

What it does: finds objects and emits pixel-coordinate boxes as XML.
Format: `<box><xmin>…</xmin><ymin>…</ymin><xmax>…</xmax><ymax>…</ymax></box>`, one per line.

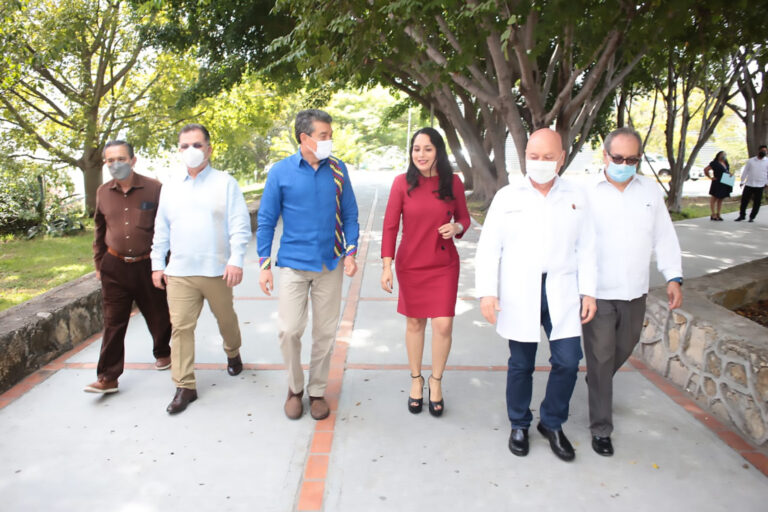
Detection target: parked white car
<box><xmin>643</xmin><ymin>154</ymin><xmax>671</xmax><ymax>176</ymax></box>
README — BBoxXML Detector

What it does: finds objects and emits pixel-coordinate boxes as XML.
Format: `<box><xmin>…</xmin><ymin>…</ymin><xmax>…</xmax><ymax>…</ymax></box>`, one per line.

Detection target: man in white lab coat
<box><xmin>583</xmin><ymin>126</ymin><xmax>683</xmax><ymax>456</ymax></box>
<box><xmin>476</xmin><ymin>128</ymin><xmax>597</xmax><ymax>462</ymax></box>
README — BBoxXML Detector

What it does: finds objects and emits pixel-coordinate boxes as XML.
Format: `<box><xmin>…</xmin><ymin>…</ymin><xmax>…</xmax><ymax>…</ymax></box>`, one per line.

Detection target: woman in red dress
<box><xmin>381</xmin><ymin>127</ymin><xmax>471</xmax><ymax>417</ymax></box>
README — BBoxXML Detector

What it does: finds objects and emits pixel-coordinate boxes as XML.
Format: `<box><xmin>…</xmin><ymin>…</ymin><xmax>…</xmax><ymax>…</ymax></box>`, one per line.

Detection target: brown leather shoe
<box><xmin>166</xmin><ymin>387</ymin><xmax>197</xmax><ymax>414</ymax></box>
<box><xmin>154</xmin><ymin>356</ymin><xmax>171</xmax><ymax>370</ymax></box>
<box><xmin>227</xmin><ymin>355</ymin><xmax>243</xmax><ymax>376</ymax></box>
<box><xmin>83</xmin><ymin>379</ymin><xmax>118</xmax><ymax>394</ymax></box>
<box><xmin>284</xmin><ymin>389</ymin><xmax>304</xmax><ymax>420</ymax></box>
<box><xmin>309</xmin><ymin>396</ymin><xmax>330</xmax><ymax>420</ymax></box>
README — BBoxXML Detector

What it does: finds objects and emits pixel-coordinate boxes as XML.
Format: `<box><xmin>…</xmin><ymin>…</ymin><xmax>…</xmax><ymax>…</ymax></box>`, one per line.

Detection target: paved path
<box><xmin>1</xmin><ymin>171</ymin><xmax>768</xmax><ymax>511</ymax></box>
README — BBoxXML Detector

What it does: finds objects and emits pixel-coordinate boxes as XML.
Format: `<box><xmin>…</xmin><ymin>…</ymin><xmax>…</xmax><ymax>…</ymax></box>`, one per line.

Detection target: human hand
<box><xmin>95</xmin><ymin>271</ymin><xmax>101</xmax><ymax>280</ymax></box>
<box><xmin>152</xmin><ymin>270</ymin><xmax>167</xmax><ymax>290</ymax></box>
<box><xmin>480</xmin><ymin>296</ymin><xmax>500</xmax><ymax>324</ymax></box>
<box><xmin>381</xmin><ymin>266</ymin><xmax>393</xmax><ymax>293</ymax></box>
<box><xmin>344</xmin><ymin>255</ymin><xmax>357</xmax><ymax>277</ymax></box>
<box><xmin>667</xmin><ymin>281</ymin><xmax>683</xmax><ymax>309</ymax></box>
<box><xmin>259</xmin><ymin>269</ymin><xmax>274</xmax><ymax>296</ymax></box>
<box><xmin>438</xmin><ymin>222</ymin><xmax>460</xmax><ymax>239</ymax></box>
<box><xmin>581</xmin><ymin>296</ymin><xmax>597</xmax><ymax>324</ymax></box>
<box><xmin>223</xmin><ymin>265</ymin><xmax>243</xmax><ymax>287</ymax></box>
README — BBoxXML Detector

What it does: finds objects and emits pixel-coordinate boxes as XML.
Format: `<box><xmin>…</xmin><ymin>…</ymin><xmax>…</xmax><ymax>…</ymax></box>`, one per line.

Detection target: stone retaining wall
<box><xmin>0</xmin><ymin>273</ymin><xmax>103</xmax><ymax>394</ymax></box>
<box><xmin>638</xmin><ymin>258</ymin><xmax>768</xmax><ymax>446</ymax></box>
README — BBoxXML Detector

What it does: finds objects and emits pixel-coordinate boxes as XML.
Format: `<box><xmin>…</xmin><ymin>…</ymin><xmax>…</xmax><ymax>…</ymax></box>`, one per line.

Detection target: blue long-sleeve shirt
<box><xmin>257</xmin><ymin>152</ymin><xmax>359</xmax><ymax>272</ymax></box>
<box><xmin>151</xmin><ymin>165</ymin><xmax>252</xmax><ymax>276</ymax></box>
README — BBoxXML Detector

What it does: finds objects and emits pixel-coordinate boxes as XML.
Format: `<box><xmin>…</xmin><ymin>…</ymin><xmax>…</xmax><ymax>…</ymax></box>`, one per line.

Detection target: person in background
<box><xmin>735</xmin><ymin>144</ymin><xmax>768</xmax><ymax>222</ymax></box>
<box><xmin>85</xmin><ymin>140</ymin><xmax>171</xmax><ymax>394</ymax></box>
<box><xmin>703</xmin><ymin>150</ymin><xmax>732</xmax><ymax>221</ymax></box>
<box><xmin>380</xmin><ymin>127</ymin><xmax>470</xmax><ymax>417</ymax></box>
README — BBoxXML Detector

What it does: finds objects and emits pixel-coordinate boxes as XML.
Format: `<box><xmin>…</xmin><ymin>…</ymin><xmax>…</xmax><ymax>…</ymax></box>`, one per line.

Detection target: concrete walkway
<box><xmin>1</xmin><ymin>171</ymin><xmax>767</xmax><ymax>511</ymax></box>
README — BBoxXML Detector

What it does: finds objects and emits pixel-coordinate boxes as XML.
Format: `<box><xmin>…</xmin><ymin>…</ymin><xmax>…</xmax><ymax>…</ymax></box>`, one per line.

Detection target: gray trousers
<box><xmin>582</xmin><ymin>295</ymin><xmax>647</xmax><ymax>437</ymax></box>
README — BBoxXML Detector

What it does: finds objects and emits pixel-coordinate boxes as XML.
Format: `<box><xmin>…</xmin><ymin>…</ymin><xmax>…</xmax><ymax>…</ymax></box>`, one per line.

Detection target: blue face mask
<box><xmin>606</xmin><ymin>161</ymin><xmax>637</xmax><ymax>183</ymax></box>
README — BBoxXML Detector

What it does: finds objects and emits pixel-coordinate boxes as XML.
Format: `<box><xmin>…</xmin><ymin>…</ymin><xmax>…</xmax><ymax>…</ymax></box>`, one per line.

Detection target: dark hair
<box><xmin>103</xmin><ymin>140</ymin><xmax>134</xmax><ymax>159</ymax></box>
<box><xmin>295</xmin><ymin>109</ymin><xmax>333</xmax><ymax>143</ymax></box>
<box><xmin>715</xmin><ymin>150</ymin><xmax>731</xmax><ymax>169</ymax></box>
<box><xmin>179</xmin><ymin>123</ymin><xmax>211</xmax><ymax>143</ymax></box>
<box><xmin>604</xmin><ymin>126</ymin><xmax>643</xmax><ymax>154</ymax></box>
<box><xmin>406</xmin><ymin>127</ymin><xmax>454</xmax><ymax>201</ymax></box>
<box><xmin>760</xmin><ymin>145</ymin><xmax>767</xmax><ymax>151</ymax></box>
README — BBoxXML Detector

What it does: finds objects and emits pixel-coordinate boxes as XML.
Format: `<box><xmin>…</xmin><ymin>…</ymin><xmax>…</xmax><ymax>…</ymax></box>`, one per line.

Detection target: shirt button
<box><xmin>128</xmin><ymin>249</ymin><xmax>133</xmax><ymax>253</ymax></box>
<box><xmin>124</xmin><ymin>208</ymin><xmax>128</xmax><ymax>211</ymax></box>
<box><xmin>125</xmin><ymin>235</ymin><xmax>130</xmax><ymax>239</ymax></box>
<box><xmin>125</xmin><ymin>222</ymin><xmax>129</xmax><ymax>225</ymax></box>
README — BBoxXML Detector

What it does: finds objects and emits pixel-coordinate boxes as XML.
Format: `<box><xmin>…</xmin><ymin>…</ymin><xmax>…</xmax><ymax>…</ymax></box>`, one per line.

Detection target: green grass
<box><xmin>241</xmin><ymin>184</ymin><xmax>264</xmax><ymax>204</ymax></box>
<box><xmin>669</xmin><ymin>202</ymin><xmax>742</xmax><ymax>221</ymax></box>
<box><xmin>0</xmin><ymin>226</ymin><xmax>94</xmax><ymax>312</ymax></box>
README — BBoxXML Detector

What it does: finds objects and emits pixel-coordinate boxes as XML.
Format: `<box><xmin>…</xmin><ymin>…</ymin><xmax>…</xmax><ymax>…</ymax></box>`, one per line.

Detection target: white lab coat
<box><xmin>475</xmin><ymin>177</ymin><xmax>597</xmax><ymax>342</ymax></box>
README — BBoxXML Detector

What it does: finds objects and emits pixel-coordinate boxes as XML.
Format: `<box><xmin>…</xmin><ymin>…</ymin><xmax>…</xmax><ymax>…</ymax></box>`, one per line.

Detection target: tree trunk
<box><xmin>80</xmin><ymin>147</ymin><xmax>103</xmax><ymax>216</ymax></box>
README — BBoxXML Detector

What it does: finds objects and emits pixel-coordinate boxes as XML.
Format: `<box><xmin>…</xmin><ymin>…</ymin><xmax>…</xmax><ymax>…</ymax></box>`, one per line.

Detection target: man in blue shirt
<box><xmin>151</xmin><ymin>123</ymin><xmax>252</xmax><ymax>414</ymax></box>
<box><xmin>257</xmin><ymin>109</ymin><xmax>359</xmax><ymax>420</ymax></box>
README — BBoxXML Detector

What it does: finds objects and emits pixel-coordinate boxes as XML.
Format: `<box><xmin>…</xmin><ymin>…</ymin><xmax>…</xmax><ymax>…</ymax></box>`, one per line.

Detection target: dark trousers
<box><xmin>739</xmin><ymin>185</ymin><xmax>764</xmax><ymax>220</ymax></box>
<box><xmin>97</xmin><ymin>253</ymin><xmax>171</xmax><ymax>381</ymax></box>
<box><xmin>506</xmin><ymin>275</ymin><xmax>583</xmax><ymax>431</ymax></box>
<box><xmin>582</xmin><ymin>296</ymin><xmax>647</xmax><ymax>437</ymax></box>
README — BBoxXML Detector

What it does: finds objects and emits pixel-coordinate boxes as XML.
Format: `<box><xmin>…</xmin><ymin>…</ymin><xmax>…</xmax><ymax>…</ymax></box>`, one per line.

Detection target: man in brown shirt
<box><xmin>84</xmin><ymin>140</ymin><xmax>172</xmax><ymax>394</ymax></box>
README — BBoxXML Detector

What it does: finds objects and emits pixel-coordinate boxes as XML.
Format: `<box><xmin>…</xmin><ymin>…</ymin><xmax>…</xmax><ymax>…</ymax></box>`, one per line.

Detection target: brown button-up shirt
<box><xmin>93</xmin><ymin>172</ymin><xmax>162</xmax><ymax>271</ymax></box>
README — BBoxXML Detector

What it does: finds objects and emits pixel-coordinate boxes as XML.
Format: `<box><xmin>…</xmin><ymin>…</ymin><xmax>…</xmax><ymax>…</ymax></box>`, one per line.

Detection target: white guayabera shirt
<box><xmin>587</xmin><ymin>173</ymin><xmax>682</xmax><ymax>301</ymax></box>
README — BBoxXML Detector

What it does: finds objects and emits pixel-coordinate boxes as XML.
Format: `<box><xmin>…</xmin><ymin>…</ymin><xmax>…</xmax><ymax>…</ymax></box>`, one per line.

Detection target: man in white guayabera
<box><xmin>151</xmin><ymin>123</ymin><xmax>251</xmax><ymax>415</ymax></box>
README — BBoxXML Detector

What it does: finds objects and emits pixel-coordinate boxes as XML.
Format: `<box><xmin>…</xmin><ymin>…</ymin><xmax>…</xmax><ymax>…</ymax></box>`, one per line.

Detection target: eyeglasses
<box><xmin>607</xmin><ymin>152</ymin><xmax>641</xmax><ymax>166</ymax></box>
<box><xmin>179</xmin><ymin>142</ymin><xmax>205</xmax><ymax>150</ymax></box>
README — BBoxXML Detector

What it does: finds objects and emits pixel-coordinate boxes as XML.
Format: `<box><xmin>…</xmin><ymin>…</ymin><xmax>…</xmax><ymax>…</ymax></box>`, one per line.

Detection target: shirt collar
<box><xmin>293</xmin><ymin>150</ymin><xmax>328</xmax><ymax>171</ymax></box>
<box><xmin>524</xmin><ymin>174</ymin><xmax>561</xmax><ymax>195</ymax></box>
<box><xmin>108</xmin><ymin>171</ymin><xmax>144</xmax><ymax>192</ymax></box>
<box><xmin>183</xmin><ymin>163</ymin><xmax>212</xmax><ymax>182</ymax></box>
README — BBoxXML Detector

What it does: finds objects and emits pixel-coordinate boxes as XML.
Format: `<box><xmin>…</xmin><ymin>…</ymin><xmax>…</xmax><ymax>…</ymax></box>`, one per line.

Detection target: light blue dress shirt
<box><xmin>151</xmin><ymin>165</ymin><xmax>252</xmax><ymax>277</ymax></box>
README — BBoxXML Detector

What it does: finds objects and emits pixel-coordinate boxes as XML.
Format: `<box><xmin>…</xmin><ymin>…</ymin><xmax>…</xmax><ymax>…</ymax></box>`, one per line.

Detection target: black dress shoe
<box><xmin>508</xmin><ymin>428</ymin><xmax>529</xmax><ymax>456</ymax></box>
<box><xmin>536</xmin><ymin>422</ymin><xmax>575</xmax><ymax>462</ymax></box>
<box><xmin>735</xmin><ymin>216</ymin><xmax>745</xmax><ymax>221</ymax></box>
<box><xmin>166</xmin><ymin>388</ymin><xmax>197</xmax><ymax>414</ymax></box>
<box><xmin>592</xmin><ymin>435</ymin><xmax>614</xmax><ymax>456</ymax></box>
<box><xmin>227</xmin><ymin>355</ymin><xmax>243</xmax><ymax>376</ymax></box>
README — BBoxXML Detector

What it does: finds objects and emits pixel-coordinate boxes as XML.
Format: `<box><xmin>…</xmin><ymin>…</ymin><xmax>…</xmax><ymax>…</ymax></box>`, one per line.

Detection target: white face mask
<box><xmin>181</xmin><ymin>147</ymin><xmax>205</xmax><ymax>169</ymax></box>
<box><xmin>526</xmin><ymin>159</ymin><xmax>558</xmax><ymax>184</ymax></box>
<box><xmin>311</xmin><ymin>139</ymin><xmax>333</xmax><ymax>160</ymax></box>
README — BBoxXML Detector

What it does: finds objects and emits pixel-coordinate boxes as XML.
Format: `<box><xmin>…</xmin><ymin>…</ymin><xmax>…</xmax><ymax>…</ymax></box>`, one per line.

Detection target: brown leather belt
<box><xmin>107</xmin><ymin>247</ymin><xmax>150</xmax><ymax>263</ymax></box>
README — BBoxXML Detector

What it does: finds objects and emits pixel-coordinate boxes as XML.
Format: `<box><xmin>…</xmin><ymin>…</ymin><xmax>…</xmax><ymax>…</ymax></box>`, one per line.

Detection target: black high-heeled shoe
<box><xmin>428</xmin><ymin>374</ymin><xmax>444</xmax><ymax>417</ymax></box>
<box><xmin>408</xmin><ymin>374</ymin><xmax>424</xmax><ymax>414</ymax></box>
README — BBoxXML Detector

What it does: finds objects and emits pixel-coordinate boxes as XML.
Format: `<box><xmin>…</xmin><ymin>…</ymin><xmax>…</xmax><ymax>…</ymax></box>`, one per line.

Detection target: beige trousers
<box><xmin>166</xmin><ymin>276</ymin><xmax>242</xmax><ymax>389</ymax></box>
<box><xmin>279</xmin><ymin>264</ymin><xmax>343</xmax><ymax>397</ymax></box>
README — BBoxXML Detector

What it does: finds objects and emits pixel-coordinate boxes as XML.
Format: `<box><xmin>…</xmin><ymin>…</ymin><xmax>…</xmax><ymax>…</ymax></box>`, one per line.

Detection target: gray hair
<box><xmin>295</xmin><ymin>109</ymin><xmax>333</xmax><ymax>143</ymax></box>
<box><xmin>604</xmin><ymin>126</ymin><xmax>643</xmax><ymax>154</ymax></box>
<box><xmin>103</xmin><ymin>140</ymin><xmax>134</xmax><ymax>159</ymax></box>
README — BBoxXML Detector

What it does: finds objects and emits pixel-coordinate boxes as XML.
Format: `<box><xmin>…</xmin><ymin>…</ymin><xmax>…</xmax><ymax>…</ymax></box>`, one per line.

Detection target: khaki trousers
<box><xmin>279</xmin><ymin>264</ymin><xmax>343</xmax><ymax>397</ymax></box>
<box><xmin>166</xmin><ymin>276</ymin><xmax>242</xmax><ymax>389</ymax></box>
